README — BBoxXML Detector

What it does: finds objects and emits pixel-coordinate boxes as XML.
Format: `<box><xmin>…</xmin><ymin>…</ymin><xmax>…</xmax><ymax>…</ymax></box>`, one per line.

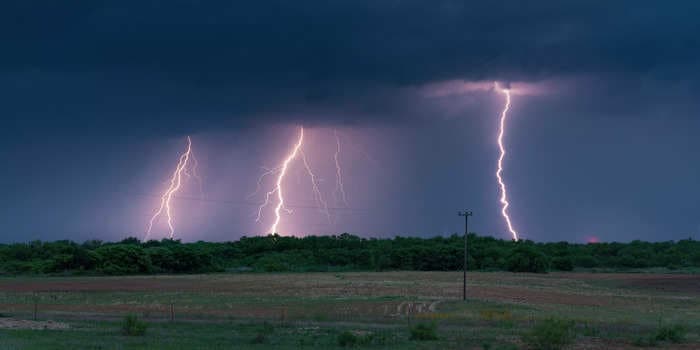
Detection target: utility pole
<box><xmin>458</xmin><ymin>210</ymin><xmax>472</xmax><ymax>301</ymax></box>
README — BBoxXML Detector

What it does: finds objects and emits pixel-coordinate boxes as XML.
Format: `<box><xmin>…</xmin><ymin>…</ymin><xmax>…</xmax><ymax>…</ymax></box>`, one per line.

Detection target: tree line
<box><xmin>0</xmin><ymin>234</ymin><xmax>699</xmax><ymax>275</ymax></box>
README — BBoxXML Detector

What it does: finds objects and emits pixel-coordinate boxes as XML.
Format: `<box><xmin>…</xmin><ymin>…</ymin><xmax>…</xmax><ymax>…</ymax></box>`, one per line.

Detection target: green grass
<box><xmin>0</xmin><ymin>320</ymin><xmax>442</xmax><ymax>350</ymax></box>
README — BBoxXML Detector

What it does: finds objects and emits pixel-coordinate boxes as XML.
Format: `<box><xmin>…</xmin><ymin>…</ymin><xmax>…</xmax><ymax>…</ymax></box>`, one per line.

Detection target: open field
<box><xmin>0</xmin><ymin>272</ymin><xmax>698</xmax><ymax>349</ymax></box>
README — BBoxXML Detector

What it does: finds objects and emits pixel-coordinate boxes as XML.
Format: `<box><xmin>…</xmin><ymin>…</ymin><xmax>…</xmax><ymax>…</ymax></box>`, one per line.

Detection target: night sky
<box><xmin>2</xmin><ymin>1</ymin><xmax>700</xmax><ymax>243</ymax></box>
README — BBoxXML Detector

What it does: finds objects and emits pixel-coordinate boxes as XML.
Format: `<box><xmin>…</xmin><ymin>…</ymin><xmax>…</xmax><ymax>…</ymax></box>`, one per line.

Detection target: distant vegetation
<box><xmin>0</xmin><ymin>233</ymin><xmax>699</xmax><ymax>275</ymax></box>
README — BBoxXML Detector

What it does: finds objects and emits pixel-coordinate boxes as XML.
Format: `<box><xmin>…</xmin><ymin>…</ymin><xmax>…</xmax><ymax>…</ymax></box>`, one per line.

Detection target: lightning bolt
<box><xmin>145</xmin><ymin>136</ymin><xmax>194</xmax><ymax>240</ymax></box>
<box><xmin>300</xmin><ymin>149</ymin><xmax>331</xmax><ymax>223</ymax></box>
<box><xmin>251</xmin><ymin>166</ymin><xmax>281</xmax><ymax>222</ymax></box>
<box><xmin>496</xmin><ymin>85</ymin><xmax>520</xmax><ymax>241</ymax></box>
<box><xmin>257</xmin><ymin>127</ymin><xmax>305</xmax><ymax>234</ymax></box>
<box><xmin>183</xmin><ymin>151</ymin><xmax>204</xmax><ymax>200</ymax></box>
<box><xmin>333</xmin><ymin>129</ymin><xmax>349</xmax><ymax>207</ymax></box>
<box><xmin>254</xmin><ymin>126</ymin><xmax>337</xmax><ymax>234</ymax></box>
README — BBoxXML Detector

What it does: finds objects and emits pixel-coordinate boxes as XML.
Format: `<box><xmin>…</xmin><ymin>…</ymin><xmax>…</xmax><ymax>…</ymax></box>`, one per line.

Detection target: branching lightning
<box><xmin>253</xmin><ymin>126</ymin><xmax>342</xmax><ymax>234</ymax></box>
<box><xmin>250</xmin><ymin>166</ymin><xmax>281</xmax><ymax>203</ymax></box>
<box><xmin>256</xmin><ymin>127</ymin><xmax>305</xmax><ymax>234</ymax></box>
<box><xmin>496</xmin><ymin>86</ymin><xmax>520</xmax><ymax>241</ymax></box>
<box><xmin>301</xmin><ymin>149</ymin><xmax>331</xmax><ymax>223</ymax></box>
<box><xmin>145</xmin><ymin>136</ymin><xmax>195</xmax><ymax>240</ymax></box>
<box><xmin>333</xmin><ymin>129</ymin><xmax>349</xmax><ymax>207</ymax></box>
<box><xmin>184</xmin><ymin>151</ymin><xmax>204</xmax><ymax>200</ymax></box>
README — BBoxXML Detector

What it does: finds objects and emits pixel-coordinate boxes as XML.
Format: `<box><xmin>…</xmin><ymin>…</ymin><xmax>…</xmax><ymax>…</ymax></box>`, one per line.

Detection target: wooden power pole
<box><xmin>458</xmin><ymin>210</ymin><xmax>472</xmax><ymax>301</ymax></box>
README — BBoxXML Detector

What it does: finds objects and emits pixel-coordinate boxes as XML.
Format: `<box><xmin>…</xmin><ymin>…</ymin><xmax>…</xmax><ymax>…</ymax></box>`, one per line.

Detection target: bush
<box><xmin>507</xmin><ymin>246</ymin><xmax>550</xmax><ymax>273</ymax></box>
<box><xmin>409</xmin><ymin>322</ymin><xmax>438</xmax><ymax>341</ymax></box>
<box><xmin>573</xmin><ymin>255</ymin><xmax>598</xmax><ymax>268</ymax></box>
<box><xmin>121</xmin><ymin>314</ymin><xmax>147</xmax><ymax>336</ymax></box>
<box><xmin>96</xmin><ymin>245</ymin><xmax>152</xmax><ymax>275</ymax></box>
<box><xmin>251</xmin><ymin>322</ymin><xmax>274</xmax><ymax>344</ymax></box>
<box><xmin>338</xmin><ymin>331</ymin><xmax>359</xmax><ymax>347</ymax></box>
<box><xmin>634</xmin><ymin>323</ymin><xmax>688</xmax><ymax>346</ymax></box>
<box><xmin>251</xmin><ymin>333</ymin><xmax>267</xmax><ymax>344</ymax></box>
<box><xmin>654</xmin><ymin>323</ymin><xmax>686</xmax><ymax>343</ymax></box>
<box><xmin>551</xmin><ymin>257</ymin><xmax>574</xmax><ymax>271</ymax></box>
<box><xmin>337</xmin><ymin>330</ymin><xmax>378</xmax><ymax>347</ymax></box>
<box><xmin>522</xmin><ymin>318</ymin><xmax>575</xmax><ymax>350</ymax></box>
<box><xmin>2</xmin><ymin>234</ymin><xmax>700</xmax><ymax>276</ymax></box>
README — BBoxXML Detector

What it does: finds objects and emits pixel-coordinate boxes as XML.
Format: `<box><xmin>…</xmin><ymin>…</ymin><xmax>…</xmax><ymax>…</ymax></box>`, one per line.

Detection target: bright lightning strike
<box><xmin>333</xmin><ymin>129</ymin><xmax>349</xmax><ymax>207</ymax></box>
<box><xmin>258</xmin><ymin>127</ymin><xmax>305</xmax><ymax>234</ymax></box>
<box><xmin>254</xmin><ymin>127</ymin><xmax>336</xmax><ymax>234</ymax></box>
<box><xmin>145</xmin><ymin>136</ymin><xmax>195</xmax><ymax>240</ymax></box>
<box><xmin>496</xmin><ymin>86</ymin><xmax>520</xmax><ymax>241</ymax></box>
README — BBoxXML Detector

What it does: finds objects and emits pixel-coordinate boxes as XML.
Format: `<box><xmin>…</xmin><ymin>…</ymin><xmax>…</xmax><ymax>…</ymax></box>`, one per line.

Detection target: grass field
<box><xmin>0</xmin><ymin>271</ymin><xmax>698</xmax><ymax>349</ymax></box>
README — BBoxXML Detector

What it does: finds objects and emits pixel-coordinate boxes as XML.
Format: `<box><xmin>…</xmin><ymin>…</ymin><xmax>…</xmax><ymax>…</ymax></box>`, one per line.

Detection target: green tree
<box><xmin>506</xmin><ymin>245</ymin><xmax>549</xmax><ymax>273</ymax></box>
<box><xmin>94</xmin><ymin>245</ymin><xmax>152</xmax><ymax>275</ymax></box>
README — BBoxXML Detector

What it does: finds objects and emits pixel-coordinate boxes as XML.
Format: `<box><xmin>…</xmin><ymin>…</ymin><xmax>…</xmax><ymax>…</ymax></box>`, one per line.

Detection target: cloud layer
<box><xmin>2</xmin><ymin>1</ymin><xmax>699</xmax><ymax>135</ymax></box>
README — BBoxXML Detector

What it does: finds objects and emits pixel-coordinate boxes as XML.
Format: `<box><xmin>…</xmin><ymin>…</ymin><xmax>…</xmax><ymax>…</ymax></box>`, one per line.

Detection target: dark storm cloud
<box><xmin>3</xmin><ymin>1</ymin><xmax>700</xmax><ymax>243</ymax></box>
<box><xmin>2</xmin><ymin>0</ymin><xmax>699</xmax><ymax>135</ymax></box>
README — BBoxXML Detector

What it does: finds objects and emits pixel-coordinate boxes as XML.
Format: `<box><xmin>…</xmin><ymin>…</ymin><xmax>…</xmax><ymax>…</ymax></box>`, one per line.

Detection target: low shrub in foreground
<box><xmin>121</xmin><ymin>314</ymin><xmax>147</xmax><ymax>336</ymax></box>
<box><xmin>522</xmin><ymin>318</ymin><xmax>575</xmax><ymax>350</ymax></box>
<box><xmin>337</xmin><ymin>331</ymin><xmax>359</xmax><ymax>347</ymax></box>
<box><xmin>654</xmin><ymin>323</ymin><xmax>686</xmax><ymax>343</ymax></box>
<box><xmin>250</xmin><ymin>322</ymin><xmax>274</xmax><ymax>344</ymax></box>
<box><xmin>409</xmin><ymin>322</ymin><xmax>438</xmax><ymax>341</ymax></box>
<box><xmin>633</xmin><ymin>323</ymin><xmax>687</xmax><ymax>346</ymax></box>
<box><xmin>337</xmin><ymin>330</ymin><xmax>381</xmax><ymax>347</ymax></box>
<box><xmin>250</xmin><ymin>333</ymin><xmax>267</xmax><ymax>344</ymax></box>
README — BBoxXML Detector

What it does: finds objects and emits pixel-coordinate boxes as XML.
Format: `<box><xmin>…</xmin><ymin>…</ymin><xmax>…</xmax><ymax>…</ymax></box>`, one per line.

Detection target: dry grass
<box><xmin>0</xmin><ymin>272</ymin><xmax>698</xmax><ymax>348</ymax></box>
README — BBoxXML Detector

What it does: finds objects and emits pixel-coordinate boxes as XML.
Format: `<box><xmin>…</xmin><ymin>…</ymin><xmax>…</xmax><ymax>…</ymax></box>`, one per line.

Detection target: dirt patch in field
<box><xmin>0</xmin><ymin>272</ymin><xmax>693</xmax><ymax>312</ymax></box>
<box><xmin>548</xmin><ymin>272</ymin><xmax>700</xmax><ymax>294</ymax></box>
<box><xmin>0</xmin><ymin>318</ymin><xmax>69</xmax><ymax>330</ymax></box>
<box><xmin>616</xmin><ymin>275</ymin><xmax>700</xmax><ymax>294</ymax></box>
<box><xmin>468</xmin><ymin>286</ymin><xmax>612</xmax><ymax>307</ymax></box>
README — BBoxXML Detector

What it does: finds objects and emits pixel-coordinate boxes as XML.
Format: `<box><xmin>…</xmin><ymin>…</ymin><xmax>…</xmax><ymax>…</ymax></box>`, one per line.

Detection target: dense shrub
<box><xmin>145</xmin><ymin>247</ymin><xmax>175</xmax><ymax>273</ymax></box>
<box><xmin>1</xmin><ymin>234</ymin><xmax>700</xmax><ymax>275</ymax></box>
<box><xmin>572</xmin><ymin>255</ymin><xmax>598</xmax><ymax>268</ymax></box>
<box><xmin>551</xmin><ymin>257</ymin><xmax>574</xmax><ymax>271</ymax></box>
<box><xmin>507</xmin><ymin>245</ymin><xmax>550</xmax><ymax>273</ymax></box>
<box><xmin>95</xmin><ymin>245</ymin><xmax>152</xmax><ymax>275</ymax></box>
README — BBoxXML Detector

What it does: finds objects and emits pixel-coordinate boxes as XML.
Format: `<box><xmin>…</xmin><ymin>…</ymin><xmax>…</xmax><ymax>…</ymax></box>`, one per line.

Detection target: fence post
<box><xmin>406</xmin><ymin>303</ymin><xmax>412</xmax><ymax>326</ymax></box>
<box><xmin>170</xmin><ymin>303</ymin><xmax>174</xmax><ymax>322</ymax></box>
<box><xmin>33</xmin><ymin>292</ymin><xmax>38</xmax><ymax>321</ymax></box>
<box><xmin>280</xmin><ymin>307</ymin><xmax>287</xmax><ymax>325</ymax></box>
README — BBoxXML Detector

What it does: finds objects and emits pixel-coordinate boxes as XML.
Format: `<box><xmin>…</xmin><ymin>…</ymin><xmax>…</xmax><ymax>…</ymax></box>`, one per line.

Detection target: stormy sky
<box><xmin>2</xmin><ymin>1</ymin><xmax>700</xmax><ymax>242</ymax></box>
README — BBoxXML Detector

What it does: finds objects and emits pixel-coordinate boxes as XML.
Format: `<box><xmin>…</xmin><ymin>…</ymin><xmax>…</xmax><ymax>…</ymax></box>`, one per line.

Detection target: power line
<box><xmin>117</xmin><ymin>190</ymin><xmax>368</xmax><ymax>212</ymax></box>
